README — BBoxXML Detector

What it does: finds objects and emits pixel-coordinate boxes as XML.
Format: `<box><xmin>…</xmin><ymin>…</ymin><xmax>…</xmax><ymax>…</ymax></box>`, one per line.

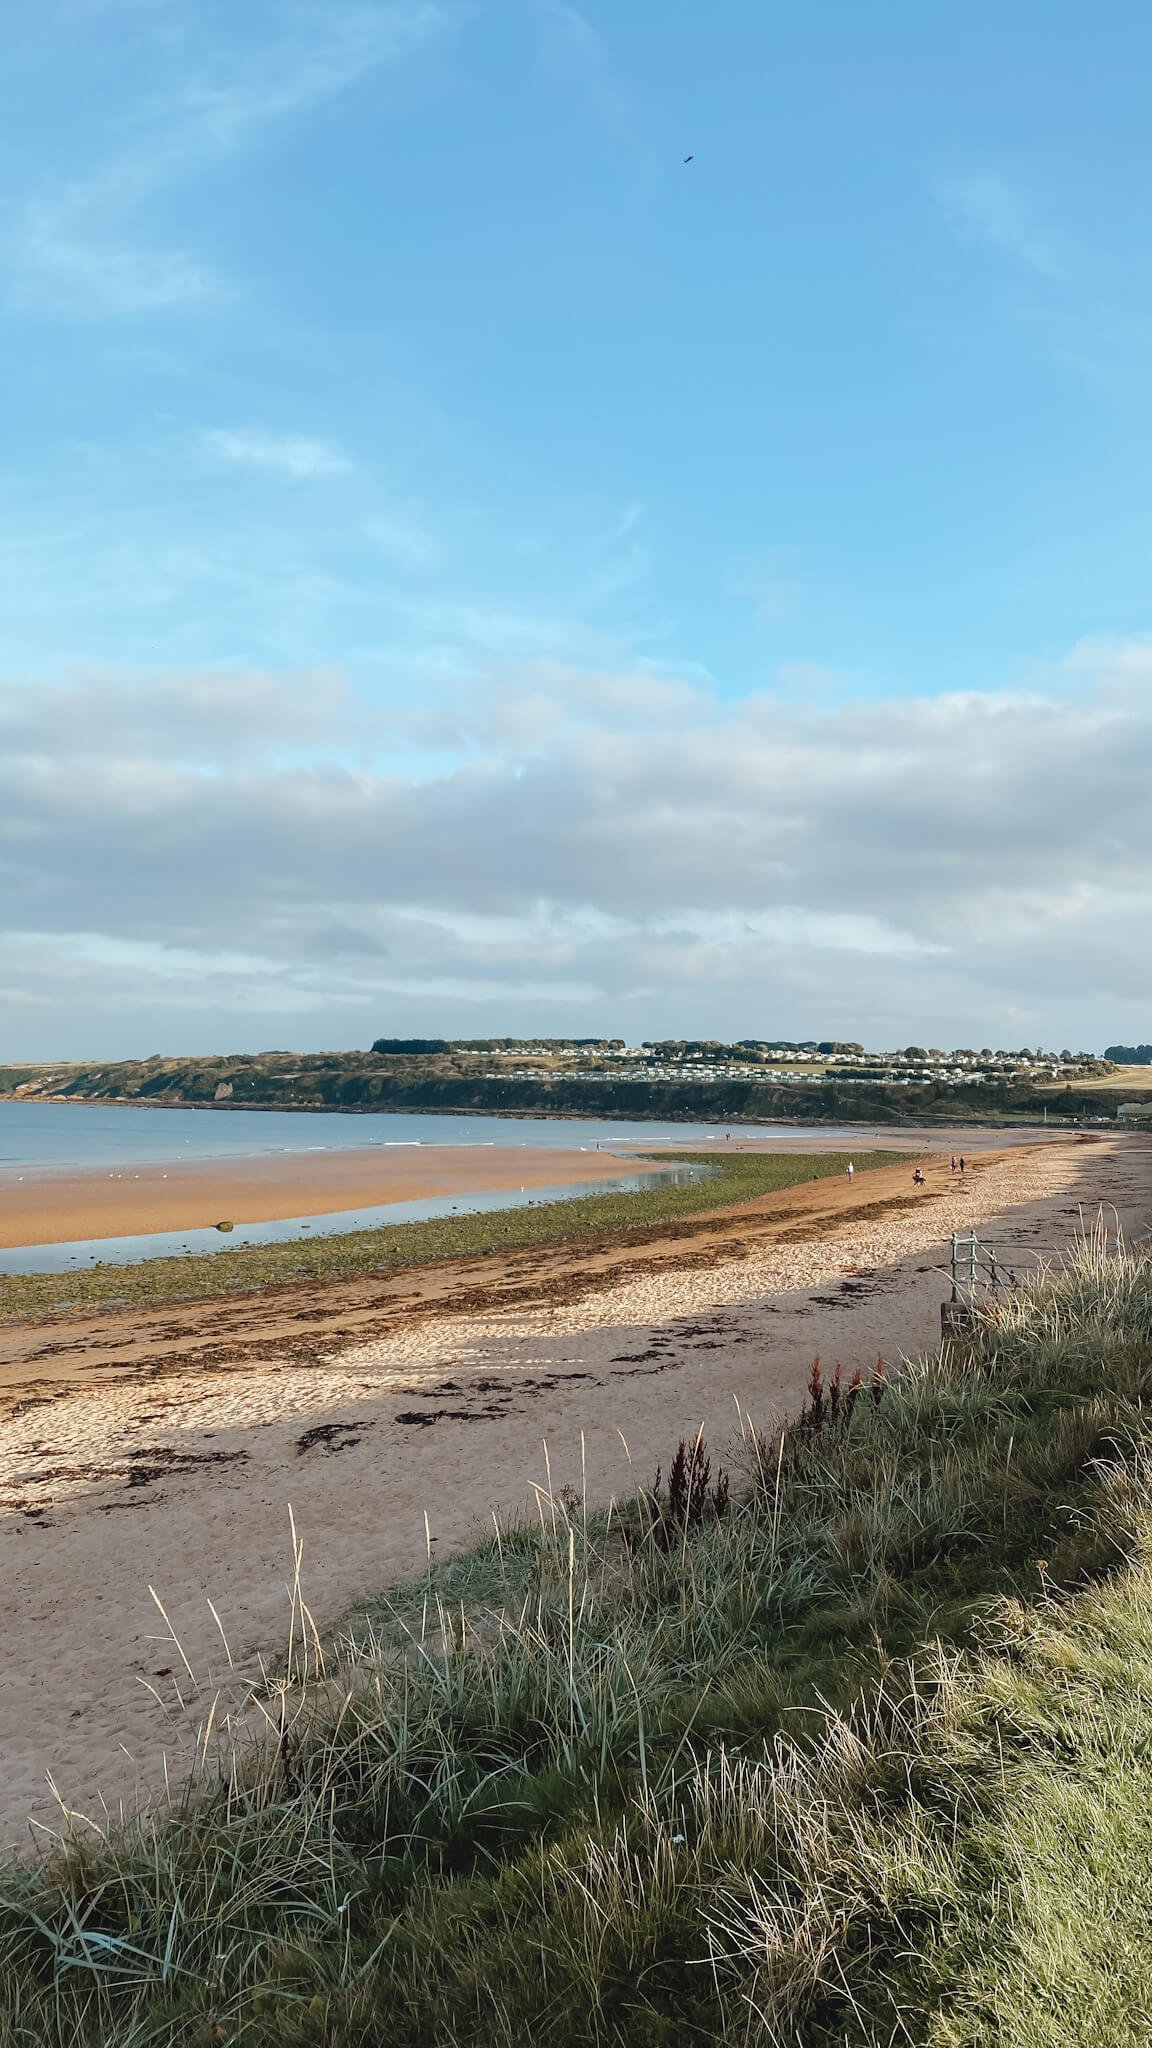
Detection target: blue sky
<box><xmin>3</xmin><ymin>0</ymin><xmax>1151</xmax><ymax>1055</ymax></box>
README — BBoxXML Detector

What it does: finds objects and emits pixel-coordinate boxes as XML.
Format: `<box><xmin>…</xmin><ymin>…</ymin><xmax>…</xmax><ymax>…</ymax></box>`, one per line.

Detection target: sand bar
<box><xmin>0</xmin><ymin>1145</ymin><xmax>654</xmax><ymax>1250</ymax></box>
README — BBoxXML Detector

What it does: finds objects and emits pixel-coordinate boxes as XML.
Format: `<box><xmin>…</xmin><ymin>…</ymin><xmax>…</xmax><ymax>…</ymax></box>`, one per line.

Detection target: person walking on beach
<box><xmin>958</xmin><ymin>1155</ymin><xmax>966</xmax><ymax>1175</ymax></box>
<box><xmin>950</xmin><ymin>1155</ymin><xmax>957</xmax><ymax>1173</ymax></box>
<box><xmin>846</xmin><ymin>1160</ymin><xmax>854</xmax><ymax>1180</ymax></box>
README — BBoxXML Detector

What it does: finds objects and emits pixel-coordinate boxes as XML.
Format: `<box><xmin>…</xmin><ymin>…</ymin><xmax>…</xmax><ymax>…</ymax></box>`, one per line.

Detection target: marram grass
<box><xmin>3</xmin><ymin>1230</ymin><xmax>1152</xmax><ymax>2043</ymax></box>
<box><xmin>0</xmin><ymin>1148</ymin><xmax>903</xmax><ymax>1319</ymax></box>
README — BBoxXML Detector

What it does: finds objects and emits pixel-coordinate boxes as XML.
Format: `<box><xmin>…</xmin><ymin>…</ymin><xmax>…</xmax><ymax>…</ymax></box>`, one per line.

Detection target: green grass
<box><xmin>4</xmin><ymin>1230</ymin><xmax>1152</xmax><ymax>2042</ymax></box>
<box><xmin>0</xmin><ymin>1149</ymin><xmax>905</xmax><ymax>1320</ymax></box>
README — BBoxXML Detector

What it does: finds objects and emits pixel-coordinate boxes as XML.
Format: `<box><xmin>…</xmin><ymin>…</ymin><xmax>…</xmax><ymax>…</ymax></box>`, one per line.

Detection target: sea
<box><xmin>0</xmin><ymin>1100</ymin><xmax>847</xmax><ymax>1171</ymax></box>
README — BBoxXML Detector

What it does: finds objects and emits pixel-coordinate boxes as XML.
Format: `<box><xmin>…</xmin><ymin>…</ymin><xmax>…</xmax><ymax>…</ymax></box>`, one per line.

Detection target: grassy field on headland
<box><xmin>0</xmin><ymin>1149</ymin><xmax>901</xmax><ymax>1320</ymax></box>
<box><xmin>3</xmin><ymin>1235</ymin><xmax>1152</xmax><ymax>2043</ymax></box>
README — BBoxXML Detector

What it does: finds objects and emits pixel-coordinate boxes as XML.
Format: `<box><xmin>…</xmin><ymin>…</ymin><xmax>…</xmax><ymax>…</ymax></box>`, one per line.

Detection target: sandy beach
<box><xmin>1</xmin><ymin>1131</ymin><xmax>1149</xmax><ymax>1855</ymax></box>
<box><xmin>0</xmin><ymin>1144</ymin><xmax>654</xmax><ymax>1250</ymax></box>
<box><xmin>0</xmin><ymin>1119</ymin><xmax>1065</xmax><ymax>1252</ymax></box>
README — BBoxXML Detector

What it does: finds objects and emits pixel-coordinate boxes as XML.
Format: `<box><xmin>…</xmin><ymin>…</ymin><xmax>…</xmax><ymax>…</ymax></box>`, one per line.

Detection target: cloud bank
<box><xmin>3</xmin><ymin>645</ymin><xmax>1150</xmax><ymax>1056</ymax></box>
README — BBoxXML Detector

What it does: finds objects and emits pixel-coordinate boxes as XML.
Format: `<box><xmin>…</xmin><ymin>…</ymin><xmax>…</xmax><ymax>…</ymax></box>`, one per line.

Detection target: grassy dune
<box><xmin>0</xmin><ymin>1148</ymin><xmax>901</xmax><ymax>1319</ymax></box>
<box><xmin>3</xmin><ymin>1234</ymin><xmax>1152</xmax><ymax>2041</ymax></box>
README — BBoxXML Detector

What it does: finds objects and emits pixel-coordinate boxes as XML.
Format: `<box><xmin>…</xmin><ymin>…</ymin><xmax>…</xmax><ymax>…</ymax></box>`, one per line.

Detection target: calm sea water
<box><xmin>0</xmin><ymin>1100</ymin><xmax>855</xmax><ymax>1173</ymax></box>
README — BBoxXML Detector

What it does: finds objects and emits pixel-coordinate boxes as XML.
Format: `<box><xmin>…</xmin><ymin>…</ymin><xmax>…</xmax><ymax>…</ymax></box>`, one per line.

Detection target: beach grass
<box><xmin>3</xmin><ymin>1230</ymin><xmax>1152</xmax><ymax>2042</ymax></box>
<box><xmin>0</xmin><ymin>1148</ymin><xmax>905</xmax><ymax>1320</ymax></box>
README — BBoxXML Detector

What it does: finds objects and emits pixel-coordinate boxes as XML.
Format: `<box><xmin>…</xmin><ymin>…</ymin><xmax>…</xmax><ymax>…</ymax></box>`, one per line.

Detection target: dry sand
<box><xmin>1</xmin><ymin>1132</ymin><xmax>1149</xmax><ymax>1855</ymax></box>
<box><xmin>0</xmin><ymin>1144</ymin><xmax>652</xmax><ymax>1251</ymax></box>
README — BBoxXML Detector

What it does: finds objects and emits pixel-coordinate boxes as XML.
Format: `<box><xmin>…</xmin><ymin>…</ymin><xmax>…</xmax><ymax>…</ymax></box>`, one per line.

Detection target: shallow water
<box><xmin>0</xmin><ymin>1100</ymin><xmax>859</xmax><ymax>1172</ymax></box>
<box><xmin>0</xmin><ymin>1163</ymin><xmax>711</xmax><ymax>1274</ymax></box>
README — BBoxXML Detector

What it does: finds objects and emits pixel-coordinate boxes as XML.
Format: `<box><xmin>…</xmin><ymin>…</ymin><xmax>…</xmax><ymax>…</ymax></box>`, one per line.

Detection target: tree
<box><xmin>371</xmin><ymin>1038</ymin><xmax>451</xmax><ymax>1056</ymax></box>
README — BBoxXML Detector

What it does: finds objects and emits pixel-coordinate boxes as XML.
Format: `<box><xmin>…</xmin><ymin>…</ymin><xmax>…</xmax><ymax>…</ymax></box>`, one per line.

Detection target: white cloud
<box><xmin>938</xmin><ymin>173</ymin><xmax>1066</xmax><ymax>280</ymax></box>
<box><xmin>2</xmin><ymin>645</ymin><xmax>1151</xmax><ymax>1053</ymax></box>
<box><xmin>773</xmin><ymin>662</ymin><xmax>847</xmax><ymax>700</ymax></box>
<box><xmin>203</xmin><ymin>429</ymin><xmax>353</xmax><ymax>480</ymax></box>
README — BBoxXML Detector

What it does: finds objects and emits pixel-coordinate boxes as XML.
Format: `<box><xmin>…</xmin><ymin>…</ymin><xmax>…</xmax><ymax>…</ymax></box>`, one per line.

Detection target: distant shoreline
<box><xmin>0</xmin><ymin>1090</ymin><xmax>1071</xmax><ymax>1131</ymax></box>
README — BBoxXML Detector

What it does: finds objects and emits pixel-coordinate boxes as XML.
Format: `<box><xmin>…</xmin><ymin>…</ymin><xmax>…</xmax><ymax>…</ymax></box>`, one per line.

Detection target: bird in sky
<box><xmin>683</xmin><ymin>153</ymin><xmax>694</xmax><ymax>162</ymax></box>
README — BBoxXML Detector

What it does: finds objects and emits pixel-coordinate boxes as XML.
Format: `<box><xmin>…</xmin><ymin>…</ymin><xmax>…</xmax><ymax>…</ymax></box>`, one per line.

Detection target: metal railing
<box><xmin>946</xmin><ymin>1229</ymin><xmax>1056</xmax><ymax>1302</ymax></box>
<box><xmin>937</xmin><ymin>1230</ymin><xmax>1056</xmax><ymax>1336</ymax></box>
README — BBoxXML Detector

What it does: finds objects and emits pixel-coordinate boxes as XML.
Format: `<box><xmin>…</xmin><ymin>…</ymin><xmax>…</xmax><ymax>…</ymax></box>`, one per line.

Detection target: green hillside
<box><xmin>1</xmin><ymin>1043</ymin><xmax>1144</xmax><ymax>1125</ymax></box>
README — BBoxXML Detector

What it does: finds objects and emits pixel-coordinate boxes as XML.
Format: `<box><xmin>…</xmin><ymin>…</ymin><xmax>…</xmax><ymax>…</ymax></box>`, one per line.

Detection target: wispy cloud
<box><xmin>167</xmin><ymin>2</ymin><xmax>443</xmax><ymax>156</ymax></box>
<box><xmin>203</xmin><ymin>428</ymin><xmax>353</xmax><ymax>479</ymax></box>
<box><xmin>528</xmin><ymin>0</ymin><xmax>639</xmax><ymax>152</ymax></box>
<box><xmin>937</xmin><ymin>173</ymin><xmax>1066</xmax><ymax>280</ymax></box>
<box><xmin>12</xmin><ymin>2</ymin><xmax>446</xmax><ymax>314</ymax></box>
<box><xmin>16</xmin><ymin>207</ymin><xmax>219</xmax><ymax>314</ymax></box>
<box><xmin>532</xmin><ymin>0</ymin><xmax>603</xmax><ymax>65</ymax></box>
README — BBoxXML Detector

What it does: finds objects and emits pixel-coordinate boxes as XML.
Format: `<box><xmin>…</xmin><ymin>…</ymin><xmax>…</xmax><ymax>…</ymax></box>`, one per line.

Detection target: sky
<box><xmin>2</xmin><ymin>0</ymin><xmax>1151</xmax><ymax>1059</ymax></box>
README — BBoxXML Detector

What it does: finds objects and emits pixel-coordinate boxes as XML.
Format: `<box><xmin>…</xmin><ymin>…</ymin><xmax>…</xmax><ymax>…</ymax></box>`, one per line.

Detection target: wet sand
<box><xmin>2</xmin><ymin>1133</ymin><xmax>1149</xmax><ymax>1852</ymax></box>
<box><xmin>0</xmin><ymin>1145</ymin><xmax>652</xmax><ymax>1251</ymax></box>
<box><xmin>0</xmin><ymin>1120</ymin><xmax>1064</xmax><ymax>1252</ymax></box>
